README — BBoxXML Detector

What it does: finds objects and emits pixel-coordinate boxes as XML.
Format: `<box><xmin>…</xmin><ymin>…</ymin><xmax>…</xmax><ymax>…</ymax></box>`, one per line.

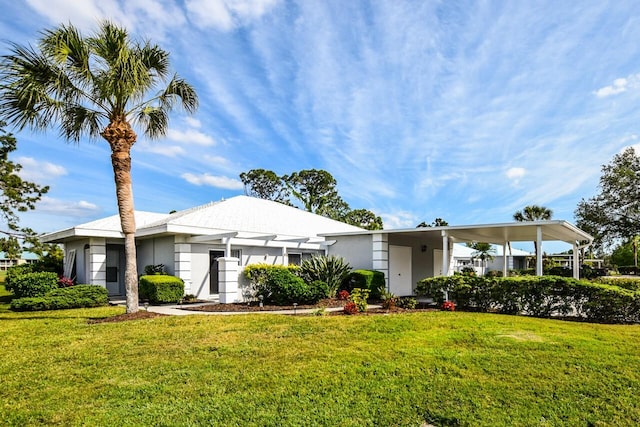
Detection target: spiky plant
<box><xmin>299</xmin><ymin>255</ymin><xmax>351</xmax><ymax>298</ymax></box>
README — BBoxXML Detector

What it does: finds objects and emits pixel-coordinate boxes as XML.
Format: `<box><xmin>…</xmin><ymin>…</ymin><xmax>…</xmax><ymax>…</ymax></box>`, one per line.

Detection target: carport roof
<box><xmin>321</xmin><ymin>220</ymin><xmax>593</xmax><ymax>245</ymax></box>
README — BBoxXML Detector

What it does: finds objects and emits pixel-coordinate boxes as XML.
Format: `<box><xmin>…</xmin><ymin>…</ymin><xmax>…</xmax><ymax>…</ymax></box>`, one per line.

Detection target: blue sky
<box><xmin>2</xmin><ymin>1</ymin><xmax>640</xmax><ymax>251</ymax></box>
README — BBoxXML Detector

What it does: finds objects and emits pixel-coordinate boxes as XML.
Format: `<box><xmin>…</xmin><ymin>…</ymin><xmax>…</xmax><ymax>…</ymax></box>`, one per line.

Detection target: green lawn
<box><xmin>1</xmin><ymin>285</ymin><xmax>639</xmax><ymax>426</ymax></box>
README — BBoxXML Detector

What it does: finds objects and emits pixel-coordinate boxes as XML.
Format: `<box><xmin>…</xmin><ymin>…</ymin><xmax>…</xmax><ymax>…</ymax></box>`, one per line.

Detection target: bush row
<box><xmin>10</xmin><ymin>285</ymin><xmax>108</xmax><ymax>311</ymax></box>
<box><xmin>342</xmin><ymin>270</ymin><xmax>385</xmax><ymax>299</ymax></box>
<box><xmin>416</xmin><ymin>275</ymin><xmax>640</xmax><ymax>324</ymax></box>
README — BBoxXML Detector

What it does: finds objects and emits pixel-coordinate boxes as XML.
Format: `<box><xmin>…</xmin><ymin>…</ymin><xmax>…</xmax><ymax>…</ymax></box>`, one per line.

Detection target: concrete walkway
<box><xmin>110</xmin><ymin>300</ymin><xmax>381</xmax><ymax>316</ymax></box>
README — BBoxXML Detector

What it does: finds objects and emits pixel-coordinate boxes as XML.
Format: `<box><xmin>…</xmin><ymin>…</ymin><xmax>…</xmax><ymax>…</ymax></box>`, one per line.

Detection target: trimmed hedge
<box><xmin>416</xmin><ymin>275</ymin><xmax>640</xmax><ymax>324</ymax></box>
<box><xmin>139</xmin><ymin>275</ymin><xmax>185</xmax><ymax>304</ymax></box>
<box><xmin>342</xmin><ymin>270</ymin><xmax>385</xmax><ymax>299</ymax></box>
<box><xmin>10</xmin><ymin>285</ymin><xmax>108</xmax><ymax>311</ymax></box>
<box><xmin>595</xmin><ymin>277</ymin><xmax>640</xmax><ymax>291</ymax></box>
<box><xmin>4</xmin><ymin>271</ymin><xmax>59</xmax><ymax>298</ymax></box>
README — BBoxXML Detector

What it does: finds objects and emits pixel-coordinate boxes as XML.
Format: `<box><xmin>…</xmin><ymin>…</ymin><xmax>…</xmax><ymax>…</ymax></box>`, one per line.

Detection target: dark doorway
<box><xmin>209</xmin><ymin>250</ymin><xmax>225</xmax><ymax>294</ymax></box>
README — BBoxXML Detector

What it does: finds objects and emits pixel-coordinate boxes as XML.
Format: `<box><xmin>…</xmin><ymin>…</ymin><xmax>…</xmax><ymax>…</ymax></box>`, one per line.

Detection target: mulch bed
<box><xmin>183</xmin><ymin>298</ymin><xmax>347</xmax><ymax>313</ymax></box>
<box><xmin>88</xmin><ymin>311</ymin><xmax>168</xmax><ymax>324</ymax></box>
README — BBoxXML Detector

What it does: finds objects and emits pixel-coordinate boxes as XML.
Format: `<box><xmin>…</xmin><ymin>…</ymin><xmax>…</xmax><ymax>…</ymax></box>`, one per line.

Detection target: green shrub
<box><xmin>545</xmin><ymin>266</ymin><xmax>572</xmax><ymax>277</ymax></box>
<box><xmin>397</xmin><ymin>297</ymin><xmax>417</xmax><ymax>309</ymax></box>
<box><xmin>342</xmin><ymin>270</ymin><xmax>385</xmax><ymax>299</ymax></box>
<box><xmin>243</xmin><ymin>264</ymin><xmax>301</xmax><ymax>302</ymax></box>
<box><xmin>10</xmin><ymin>285</ymin><xmax>108</xmax><ymax>311</ymax></box>
<box><xmin>4</xmin><ymin>271</ymin><xmax>59</xmax><ymax>298</ymax></box>
<box><xmin>139</xmin><ymin>275</ymin><xmax>184</xmax><ymax>304</ymax></box>
<box><xmin>307</xmin><ymin>280</ymin><xmax>330</xmax><ymax>303</ymax></box>
<box><xmin>349</xmin><ymin>288</ymin><xmax>369</xmax><ymax>312</ymax></box>
<box><xmin>261</xmin><ymin>268</ymin><xmax>309</xmax><ymax>305</ymax></box>
<box><xmin>299</xmin><ymin>255</ymin><xmax>351</xmax><ymax>298</ymax></box>
<box><xmin>595</xmin><ymin>277</ymin><xmax>640</xmax><ymax>291</ymax></box>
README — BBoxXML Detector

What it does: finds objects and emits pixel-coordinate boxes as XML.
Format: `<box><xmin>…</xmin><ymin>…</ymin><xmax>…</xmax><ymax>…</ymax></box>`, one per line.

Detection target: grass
<box><xmin>0</xmin><ymin>285</ymin><xmax>639</xmax><ymax>426</ymax></box>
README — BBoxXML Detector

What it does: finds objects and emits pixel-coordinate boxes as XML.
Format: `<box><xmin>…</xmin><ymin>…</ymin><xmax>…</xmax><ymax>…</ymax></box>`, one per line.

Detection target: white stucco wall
<box><xmin>328</xmin><ymin>235</ymin><xmax>373</xmax><ymax>270</ymax></box>
<box><xmin>136</xmin><ymin>236</ymin><xmax>176</xmax><ymax>275</ymax></box>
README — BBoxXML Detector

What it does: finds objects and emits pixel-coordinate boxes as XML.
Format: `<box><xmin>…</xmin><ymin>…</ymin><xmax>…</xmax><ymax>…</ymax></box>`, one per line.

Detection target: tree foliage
<box><xmin>343</xmin><ymin>209</ymin><xmax>383</xmax><ymax>230</ymax></box>
<box><xmin>0</xmin><ymin>122</ymin><xmax>49</xmax><ymax>258</ymax></box>
<box><xmin>574</xmin><ymin>147</ymin><xmax>640</xmax><ymax>251</ymax></box>
<box><xmin>0</xmin><ymin>22</ymin><xmax>198</xmax><ymax>313</ymax></box>
<box><xmin>513</xmin><ymin>205</ymin><xmax>553</xmax><ymax>222</ymax></box>
<box><xmin>239</xmin><ymin>168</ymin><xmax>383</xmax><ymax>229</ymax></box>
<box><xmin>240</xmin><ymin>168</ymin><xmax>290</xmax><ymax>203</ymax></box>
<box><xmin>467</xmin><ymin>242</ymin><xmax>495</xmax><ymax>269</ymax></box>
<box><xmin>417</xmin><ymin>218</ymin><xmax>449</xmax><ymax>227</ymax></box>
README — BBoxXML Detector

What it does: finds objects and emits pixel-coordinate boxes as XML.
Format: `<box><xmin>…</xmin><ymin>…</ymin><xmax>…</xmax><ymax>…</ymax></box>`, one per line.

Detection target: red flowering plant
<box><xmin>338</xmin><ymin>290</ymin><xmax>350</xmax><ymax>300</ymax></box>
<box><xmin>343</xmin><ymin>301</ymin><xmax>358</xmax><ymax>315</ymax></box>
<box><xmin>442</xmin><ymin>301</ymin><xmax>456</xmax><ymax>311</ymax></box>
<box><xmin>58</xmin><ymin>276</ymin><xmax>74</xmax><ymax>287</ymax></box>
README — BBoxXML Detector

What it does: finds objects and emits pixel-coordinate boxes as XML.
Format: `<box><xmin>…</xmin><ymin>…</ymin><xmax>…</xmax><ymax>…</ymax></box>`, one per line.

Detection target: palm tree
<box><xmin>513</xmin><ymin>205</ymin><xmax>553</xmax><ymax>222</ymax></box>
<box><xmin>513</xmin><ymin>205</ymin><xmax>553</xmax><ymax>266</ymax></box>
<box><xmin>467</xmin><ymin>242</ymin><xmax>495</xmax><ymax>274</ymax></box>
<box><xmin>0</xmin><ymin>22</ymin><xmax>198</xmax><ymax>313</ymax></box>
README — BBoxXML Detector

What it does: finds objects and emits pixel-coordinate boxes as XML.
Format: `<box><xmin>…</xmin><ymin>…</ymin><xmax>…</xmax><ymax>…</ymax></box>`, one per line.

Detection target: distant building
<box><xmin>0</xmin><ymin>252</ymin><xmax>39</xmax><ymax>271</ymax></box>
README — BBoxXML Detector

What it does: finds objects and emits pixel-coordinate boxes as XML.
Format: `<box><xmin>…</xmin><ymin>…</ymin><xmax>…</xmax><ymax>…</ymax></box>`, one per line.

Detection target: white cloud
<box><xmin>184</xmin><ymin>117</ymin><xmax>202</xmax><ymax>129</ymax></box>
<box><xmin>203</xmin><ymin>155</ymin><xmax>231</xmax><ymax>166</ymax></box>
<box><xmin>16</xmin><ymin>157</ymin><xmax>67</xmax><ymax>182</ymax></box>
<box><xmin>25</xmin><ymin>0</ymin><xmax>187</xmax><ymax>40</ymax></box>
<box><xmin>135</xmin><ymin>142</ymin><xmax>185</xmax><ymax>157</ymax></box>
<box><xmin>181</xmin><ymin>172</ymin><xmax>243</xmax><ymax>189</ymax></box>
<box><xmin>505</xmin><ymin>167</ymin><xmax>526</xmax><ymax>185</ymax></box>
<box><xmin>166</xmin><ymin>128</ymin><xmax>216</xmax><ymax>146</ymax></box>
<box><xmin>379</xmin><ymin>210</ymin><xmax>417</xmax><ymax>229</ymax></box>
<box><xmin>36</xmin><ymin>197</ymin><xmax>100</xmax><ymax>217</ymax></box>
<box><xmin>186</xmin><ymin>0</ymin><xmax>280</xmax><ymax>30</ymax></box>
<box><xmin>595</xmin><ymin>74</ymin><xmax>640</xmax><ymax>98</ymax></box>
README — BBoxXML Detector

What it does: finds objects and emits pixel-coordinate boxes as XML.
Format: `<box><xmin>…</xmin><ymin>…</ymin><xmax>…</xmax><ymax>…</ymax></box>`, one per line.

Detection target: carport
<box><xmin>325</xmin><ymin>220</ymin><xmax>593</xmax><ymax>295</ymax></box>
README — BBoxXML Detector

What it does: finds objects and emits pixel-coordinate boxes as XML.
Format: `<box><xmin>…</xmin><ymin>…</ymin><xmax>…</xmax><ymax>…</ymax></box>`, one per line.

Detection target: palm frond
<box><xmin>136</xmin><ymin>107</ymin><xmax>168</xmax><ymax>139</ymax></box>
<box><xmin>159</xmin><ymin>75</ymin><xmax>199</xmax><ymax>113</ymax></box>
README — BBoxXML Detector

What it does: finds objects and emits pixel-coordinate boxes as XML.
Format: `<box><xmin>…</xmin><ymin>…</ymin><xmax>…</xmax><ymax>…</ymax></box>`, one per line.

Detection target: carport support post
<box><xmin>441</xmin><ymin>230</ymin><xmax>449</xmax><ymax>277</ymax></box>
<box><xmin>573</xmin><ymin>242</ymin><xmax>580</xmax><ymax>279</ymax></box>
<box><xmin>536</xmin><ymin>226</ymin><xmax>543</xmax><ymax>276</ymax></box>
<box><xmin>502</xmin><ymin>242</ymin><xmax>508</xmax><ymax>277</ymax></box>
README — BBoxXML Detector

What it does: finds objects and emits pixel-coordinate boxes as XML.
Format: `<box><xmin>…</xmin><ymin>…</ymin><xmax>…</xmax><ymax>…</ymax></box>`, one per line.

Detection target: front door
<box><xmin>433</xmin><ymin>249</ymin><xmax>443</xmax><ymax>276</ymax></box>
<box><xmin>106</xmin><ymin>249</ymin><xmax>120</xmax><ymax>295</ymax></box>
<box><xmin>209</xmin><ymin>250</ymin><xmax>225</xmax><ymax>294</ymax></box>
<box><xmin>389</xmin><ymin>245</ymin><xmax>412</xmax><ymax>296</ymax></box>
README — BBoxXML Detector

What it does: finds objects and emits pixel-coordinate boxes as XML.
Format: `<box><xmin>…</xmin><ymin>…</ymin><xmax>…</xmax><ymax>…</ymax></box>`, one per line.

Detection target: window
<box><xmin>231</xmin><ymin>249</ymin><xmax>242</xmax><ymax>265</ymax></box>
<box><xmin>288</xmin><ymin>253</ymin><xmax>302</xmax><ymax>266</ymax></box>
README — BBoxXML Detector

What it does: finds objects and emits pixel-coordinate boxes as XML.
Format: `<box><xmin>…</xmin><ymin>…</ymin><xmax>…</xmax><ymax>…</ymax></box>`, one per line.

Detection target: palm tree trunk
<box><xmin>102</xmin><ymin>117</ymin><xmax>139</xmax><ymax>313</ymax></box>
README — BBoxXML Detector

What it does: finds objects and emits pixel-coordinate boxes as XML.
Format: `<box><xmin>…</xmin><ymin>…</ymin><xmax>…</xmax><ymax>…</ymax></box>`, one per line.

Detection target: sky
<box><xmin>2</xmin><ymin>0</ymin><xmax>640</xmax><ymax>252</ymax></box>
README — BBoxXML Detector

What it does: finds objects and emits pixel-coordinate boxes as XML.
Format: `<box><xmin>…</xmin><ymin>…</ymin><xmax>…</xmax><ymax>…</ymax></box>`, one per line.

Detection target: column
<box><xmin>218</xmin><ymin>257</ymin><xmax>239</xmax><ymax>303</ymax></box>
<box><xmin>502</xmin><ymin>242</ymin><xmax>508</xmax><ymax>277</ymax></box>
<box><xmin>572</xmin><ymin>242</ymin><xmax>580</xmax><ymax>279</ymax></box>
<box><xmin>536</xmin><ymin>226</ymin><xmax>543</xmax><ymax>276</ymax></box>
<box><xmin>174</xmin><ymin>236</ymin><xmax>192</xmax><ymax>295</ymax></box>
<box><xmin>372</xmin><ymin>233</ymin><xmax>389</xmax><ymax>289</ymax></box>
<box><xmin>89</xmin><ymin>238</ymin><xmax>106</xmax><ymax>287</ymax></box>
<box><xmin>441</xmin><ymin>231</ymin><xmax>449</xmax><ymax>276</ymax></box>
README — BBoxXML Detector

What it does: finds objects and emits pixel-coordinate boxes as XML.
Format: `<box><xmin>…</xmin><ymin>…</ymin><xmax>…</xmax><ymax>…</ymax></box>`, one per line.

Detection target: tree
<box><xmin>0</xmin><ymin>22</ymin><xmax>198</xmax><ymax>313</ymax></box>
<box><xmin>284</xmin><ymin>169</ymin><xmax>344</xmax><ymax>214</ymax></box>
<box><xmin>240</xmin><ymin>168</ymin><xmax>384</xmax><ymax>229</ymax></box>
<box><xmin>343</xmin><ymin>209</ymin><xmax>383</xmax><ymax>230</ymax></box>
<box><xmin>610</xmin><ymin>239</ymin><xmax>636</xmax><ymax>267</ymax></box>
<box><xmin>0</xmin><ymin>122</ymin><xmax>49</xmax><ymax>259</ymax></box>
<box><xmin>514</xmin><ymin>205</ymin><xmax>553</xmax><ymax>257</ymax></box>
<box><xmin>467</xmin><ymin>242</ymin><xmax>495</xmax><ymax>272</ymax></box>
<box><xmin>417</xmin><ymin>218</ymin><xmax>449</xmax><ymax>227</ymax></box>
<box><xmin>513</xmin><ymin>205</ymin><xmax>553</xmax><ymax>222</ymax></box>
<box><xmin>575</xmin><ymin>147</ymin><xmax>640</xmax><ymax>251</ymax></box>
<box><xmin>239</xmin><ymin>169</ymin><xmax>290</xmax><ymax>203</ymax></box>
